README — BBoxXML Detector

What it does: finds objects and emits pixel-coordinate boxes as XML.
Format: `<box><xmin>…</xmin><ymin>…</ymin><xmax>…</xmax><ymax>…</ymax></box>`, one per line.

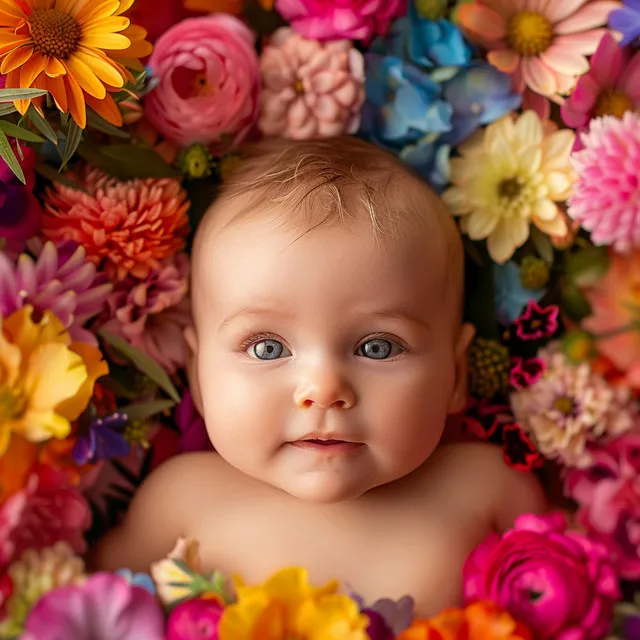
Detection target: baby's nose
<box><xmin>293</xmin><ymin>368</ymin><xmax>356</xmax><ymax>409</ymax></box>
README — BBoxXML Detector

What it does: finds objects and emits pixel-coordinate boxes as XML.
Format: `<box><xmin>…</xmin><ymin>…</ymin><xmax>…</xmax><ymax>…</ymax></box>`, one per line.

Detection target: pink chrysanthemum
<box><xmin>458</xmin><ymin>0</ymin><xmax>619</xmax><ymax>102</ymax></box>
<box><xmin>97</xmin><ymin>253</ymin><xmax>192</xmax><ymax>374</ymax></box>
<box><xmin>0</xmin><ymin>241</ymin><xmax>111</xmax><ymax>346</ymax></box>
<box><xmin>568</xmin><ymin>111</ymin><xmax>640</xmax><ymax>253</ymax></box>
<box><xmin>510</xmin><ymin>342</ymin><xmax>635</xmax><ymax>467</ymax></box>
<box><xmin>40</xmin><ymin>166</ymin><xmax>190</xmax><ymax>282</ymax></box>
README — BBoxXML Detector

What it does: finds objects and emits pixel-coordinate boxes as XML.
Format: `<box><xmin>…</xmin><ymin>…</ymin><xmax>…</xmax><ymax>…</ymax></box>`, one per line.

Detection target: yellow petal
<box><xmin>0</xmin><ymin>426</ymin><xmax>11</xmax><ymax>458</ymax></box>
<box><xmin>82</xmin><ymin>15</ymin><xmax>130</xmax><ymax>34</ymax></box>
<box><xmin>0</xmin><ymin>0</ymin><xmax>27</xmax><ymax>19</ymax></box>
<box><xmin>85</xmin><ymin>91</ymin><xmax>123</xmax><ymax>127</ymax></box>
<box><xmin>75</xmin><ymin>47</ymin><xmax>124</xmax><ymax>87</ymax></box>
<box><xmin>0</xmin><ymin>333</ymin><xmax>21</xmax><ymax>388</ymax></box>
<box><xmin>65</xmin><ymin>54</ymin><xmax>106</xmax><ymax>99</ymax></box>
<box><xmin>3</xmin><ymin>308</ymin><xmax>69</xmax><ymax>362</ymax></box>
<box><xmin>18</xmin><ymin>408</ymin><xmax>71</xmax><ymax>442</ymax></box>
<box><xmin>81</xmin><ymin>32</ymin><xmax>131</xmax><ymax>51</ymax></box>
<box><xmin>44</xmin><ymin>55</ymin><xmax>66</xmax><ymax>77</ymax></box>
<box><xmin>76</xmin><ymin>0</ymin><xmax>119</xmax><ymax>22</ymax></box>
<box><xmin>63</xmin><ymin>67</ymin><xmax>87</xmax><ymax>128</ymax></box>
<box><xmin>19</xmin><ymin>52</ymin><xmax>46</xmax><ymax>88</ymax></box>
<box><xmin>115</xmin><ymin>0</ymin><xmax>135</xmax><ymax>15</ymax></box>
<box><xmin>0</xmin><ymin>45</ymin><xmax>32</xmax><ymax>74</ymax></box>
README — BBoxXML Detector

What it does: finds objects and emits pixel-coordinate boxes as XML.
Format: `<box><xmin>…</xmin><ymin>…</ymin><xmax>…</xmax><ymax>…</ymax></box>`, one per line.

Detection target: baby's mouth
<box><xmin>290</xmin><ymin>438</ymin><xmax>364</xmax><ymax>453</ymax></box>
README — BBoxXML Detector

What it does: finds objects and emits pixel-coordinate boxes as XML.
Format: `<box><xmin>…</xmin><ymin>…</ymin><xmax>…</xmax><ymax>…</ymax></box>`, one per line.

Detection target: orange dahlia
<box><xmin>0</xmin><ymin>0</ymin><xmax>153</xmax><ymax>128</ymax></box>
<box><xmin>41</xmin><ymin>166</ymin><xmax>190</xmax><ymax>281</ymax></box>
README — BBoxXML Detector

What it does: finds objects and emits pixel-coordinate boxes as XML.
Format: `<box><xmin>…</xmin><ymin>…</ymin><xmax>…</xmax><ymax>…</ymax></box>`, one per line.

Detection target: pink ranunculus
<box><xmin>22</xmin><ymin>573</ymin><xmax>165</xmax><ymax>640</ymax></box>
<box><xmin>275</xmin><ymin>0</ymin><xmax>406</xmax><ymax>42</ymax></box>
<box><xmin>144</xmin><ymin>15</ymin><xmax>260</xmax><ymax>152</ymax></box>
<box><xmin>166</xmin><ymin>597</ymin><xmax>224</xmax><ymax>640</ymax></box>
<box><xmin>564</xmin><ymin>431</ymin><xmax>640</xmax><ymax>580</ymax></box>
<box><xmin>463</xmin><ymin>512</ymin><xmax>620</xmax><ymax>640</ymax></box>
<box><xmin>259</xmin><ymin>27</ymin><xmax>365</xmax><ymax>139</ymax></box>
<box><xmin>0</xmin><ymin>465</ymin><xmax>91</xmax><ymax>573</ymax></box>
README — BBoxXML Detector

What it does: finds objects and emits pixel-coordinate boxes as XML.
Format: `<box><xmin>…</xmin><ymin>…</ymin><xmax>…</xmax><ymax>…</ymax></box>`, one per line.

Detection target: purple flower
<box><xmin>166</xmin><ymin>597</ymin><xmax>224</xmax><ymax>640</ymax></box>
<box><xmin>349</xmin><ymin>592</ymin><xmax>414</xmax><ymax>637</ymax></box>
<box><xmin>22</xmin><ymin>572</ymin><xmax>165</xmax><ymax>640</ymax></box>
<box><xmin>72</xmin><ymin>412</ymin><xmax>130</xmax><ymax>465</ymax></box>
<box><xmin>610</xmin><ymin>0</ymin><xmax>640</xmax><ymax>47</ymax></box>
<box><xmin>0</xmin><ymin>240</ymin><xmax>111</xmax><ymax>345</ymax></box>
<box><xmin>176</xmin><ymin>389</ymin><xmax>212</xmax><ymax>453</ymax></box>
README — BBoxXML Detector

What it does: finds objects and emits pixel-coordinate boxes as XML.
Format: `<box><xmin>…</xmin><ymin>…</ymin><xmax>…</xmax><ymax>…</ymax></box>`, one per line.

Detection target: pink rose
<box><xmin>166</xmin><ymin>597</ymin><xmax>224</xmax><ymax>640</ymax></box>
<box><xmin>463</xmin><ymin>512</ymin><xmax>620</xmax><ymax>640</ymax></box>
<box><xmin>274</xmin><ymin>0</ymin><xmax>406</xmax><ymax>42</ymax></box>
<box><xmin>259</xmin><ymin>27</ymin><xmax>365</xmax><ymax>139</ymax></box>
<box><xmin>564</xmin><ymin>432</ymin><xmax>640</xmax><ymax>580</ymax></box>
<box><xmin>0</xmin><ymin>465</ymin><xmax>91</xmax><ymax>572</ymax></box>
<box><xmin>145</xmin><ymin>15</ymin><xmax>260</xmax><ymax>152</ymax></box>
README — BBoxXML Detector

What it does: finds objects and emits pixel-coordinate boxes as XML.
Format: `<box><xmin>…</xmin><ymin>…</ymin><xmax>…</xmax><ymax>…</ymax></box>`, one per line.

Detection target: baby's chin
<box><xmin>274</xmin><ymin>470</ymin><xmax>379</xmax><ymax>503</ymax></box>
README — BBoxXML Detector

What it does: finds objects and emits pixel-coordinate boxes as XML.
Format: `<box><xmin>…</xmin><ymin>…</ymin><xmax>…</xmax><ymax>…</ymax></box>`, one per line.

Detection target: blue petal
<box><xmin>609</xmin><ymin>7</ymin><xmax>640</xmax><ymax>46</ymax></box>
<box><xmin>493</xmin><ymin>262</ymin><xmax>546</xmax><ymax>326</ymax></box>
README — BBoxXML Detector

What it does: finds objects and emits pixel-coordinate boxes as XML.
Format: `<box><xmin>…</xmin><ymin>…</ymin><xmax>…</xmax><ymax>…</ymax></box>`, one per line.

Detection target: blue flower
<box><xmin>362</xmin><ymin>54</ymin><xmax>452</xmax><ymax>148</ymax></box>
<box><xmin>115</xmin><ymin>569</ymin><xmax>157</xmax><ymax>595</ymax></box>
<box><xmin>441</xmin><ymin>61</ymin><xmax>522</xmax><ymax>146</ymax></box>
<box><xmin>609</xmin><ymin>0</ymin><xmax>640</xmax><ymax>47</ymax></box>
<box><xmin>493</xmin><ymin>261</ymin><xmax>545</xmax><ymax>326</ymax></box>
<box><xmin>72</xmin><ymin>411</ymin><xmax>130</xmax><ymax>464</ymax></box>
<box><xmin>399</xmin><ymin>138</ymin><xmax>451</xmax><ymax>191</ymax></box>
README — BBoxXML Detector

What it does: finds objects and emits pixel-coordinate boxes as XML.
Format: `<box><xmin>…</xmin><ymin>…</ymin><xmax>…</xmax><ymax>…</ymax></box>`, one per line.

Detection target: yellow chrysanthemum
<box><xmin>219</xmin><ymin>567</ymin><xmax>370</xmax><ymax>640</ymax></box>
<box><xmin>443</xmin><ymin>110</ymin><xmax>576</xmax><ymax>264</ymax></box>
<box><xmin>0</xmin><ymin>306</ymin><xmax>108</xmax><ymax>455</ymax></box>
<box><xmin>0</xmin><ymin>0</ymin><xmax>153</xmax><ymax>128</ymax></box>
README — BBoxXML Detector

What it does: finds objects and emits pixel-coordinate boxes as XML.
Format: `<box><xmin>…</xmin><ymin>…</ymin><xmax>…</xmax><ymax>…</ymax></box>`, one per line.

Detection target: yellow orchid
<box><xmin>219</xmin><ymin>567</ymin><xmax>370</xmax><ymax>640</ymax></box>
<box><xmin>0</xmin><ymin>307</ymin><xmax>108</xmax><ymax>456</ymax></box>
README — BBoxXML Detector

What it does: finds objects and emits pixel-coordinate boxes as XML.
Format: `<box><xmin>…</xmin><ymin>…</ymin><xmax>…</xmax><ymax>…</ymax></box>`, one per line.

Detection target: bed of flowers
<box><xmin>0</xmin><ymin>0</ymin><xmax>639</xmax><ymax>637</ymax></box>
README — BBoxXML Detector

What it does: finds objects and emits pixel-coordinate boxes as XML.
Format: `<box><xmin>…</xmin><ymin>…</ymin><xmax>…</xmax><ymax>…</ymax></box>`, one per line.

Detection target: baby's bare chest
<box><xmin>192</xmin><ymin>489</ymin><xmax>488</xmax><ymax>617</ymax></box>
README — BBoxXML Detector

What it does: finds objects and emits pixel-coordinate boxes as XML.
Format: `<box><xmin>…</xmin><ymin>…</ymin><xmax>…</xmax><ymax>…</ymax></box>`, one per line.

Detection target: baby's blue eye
<box><xmin>357</xmin><ymin>338</ymin><xmax>399</xmax><ymax>359</ymax></box>
<box><xmin>249</xmin><ymin>339</ymin><xmax>291</xmax><ymax>360</ymax></box>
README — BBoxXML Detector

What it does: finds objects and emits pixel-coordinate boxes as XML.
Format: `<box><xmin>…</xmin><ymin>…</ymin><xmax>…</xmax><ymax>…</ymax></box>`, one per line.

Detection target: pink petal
<box><xmin>540</xmin><ymin>45</ymin><xmax>589</xmax><ymax>75</ymax></box>
<box><xmin>487</xmin><ymin>48</ymin><xmax>521</xmax><ymax>73</ymax></box>
<box><xmin>457</xmin><ymin>4</ymin><xmax>507</xmax><ymax>41</ymax></box>
<box><xmin>554</xmin><ymin>2</ymin><xmax>620</xmax><ymax>34</ymax></box>
<box><xmin>590</xmin><ymin>32</ymin><xmax>625</xmax><ymax>87</ymax></box>
<box><xmin>522</xmin><ymin>56</ymin><xmax>558</xmax><ymax>96</ymax></box>
<box><xmin>619</xmin><ymin>52</ymin><xmax>640</xmax><ymax>99</ymax></box>
<box><xmin>553</xmin><ymin>28</ymin><xmax>610</xmax><ymax>55</ymax></box>
<box><xmin>544</xmin><ymin>0</ymin><xmax>589</xmax><ymax>24</ymax></box>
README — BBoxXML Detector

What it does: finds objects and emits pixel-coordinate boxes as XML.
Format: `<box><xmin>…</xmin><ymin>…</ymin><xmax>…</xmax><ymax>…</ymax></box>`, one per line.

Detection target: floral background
<box><xmin>0</xmin><ymin>0</ymin><xmax>640</xmax><ymax>638</ymax></box>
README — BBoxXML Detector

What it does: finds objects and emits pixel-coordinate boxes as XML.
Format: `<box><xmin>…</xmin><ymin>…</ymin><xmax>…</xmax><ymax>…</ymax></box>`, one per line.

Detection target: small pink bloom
<box><xmin>564</xmin><ymin>431</ymin><xmax>640</xmax><ymax>580</ymax></box>
<box><xmin>275</xmin><ymin>0</ymin><xmax>406</xmax><ymax>42</ymax></box>
<box><xmin>166</xmin><ymin>597</ymin><xmax>224</xmax><ymax>640</ymax></box>
<box><xmin>463</xmin><ymin>512</ymin><xmax>620</xmax><ymax>640</ymax></box>
<box><xmin>145</xmin><ymin>15</ymin><xmax>260</xmax><ymax>151</ymax></box>
<box><xmin>510</xmin><ymin>356</ymin><xmax>546</xmax><ymax>390</ymax></box>
<box><xmin>514</xmin><ymin>301</ymin><xmax>559</xmax><ymax>341</ymax></box>
<box><xmin>259</xmin><ymin>28</ymin><xmax>365</xmax><ymax>139</ymax></box>
<box><xmin>0</xmin><ymin>465</ymin><xmax>91</xmax><ymax>573</ymax></box>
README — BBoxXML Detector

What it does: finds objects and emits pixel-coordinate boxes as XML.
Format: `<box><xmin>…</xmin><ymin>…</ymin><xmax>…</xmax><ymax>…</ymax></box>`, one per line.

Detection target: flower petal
<box><xmin>554</xmin><ymin>2</ymin><xmax>621</xmax><ymax>34</ymax></box>
<box><xmin>539</xmin><ymin>45</ymin><xmax>589</xmax><ymax>76</ymax></box>
<box><xmin>521</xmin><ymin>56</ymin><xmax>558</xmax><ymax>96</ymax></box>
<box><xmin>487</xmin><ymin>48</ymin><xmax>521</xmax><ymax>74</ymax></box>
<box><xmin>545</xmin><ymin>0</ymin><xmax>589</xmax><ymax>23</ymax></box>
<box><xmin>457</xmin><ymin>3</ymin><xmax>507</xmax><ymax>40</ymax></box>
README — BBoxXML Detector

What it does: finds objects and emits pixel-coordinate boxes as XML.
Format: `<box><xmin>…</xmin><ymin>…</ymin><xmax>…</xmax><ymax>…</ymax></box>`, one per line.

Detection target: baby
<box><xmin>94</xmin><ymin>136</ymin><xmax>545</xmax><ymax>616</ymax></box>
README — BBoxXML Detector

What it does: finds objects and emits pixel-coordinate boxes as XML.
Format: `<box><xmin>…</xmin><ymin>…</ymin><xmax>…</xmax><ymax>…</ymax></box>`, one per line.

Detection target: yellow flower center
<box><xmin>593</xmin><ymin>88</ymin><xmax>633</xmax><ymax>119</ymax></box>
<box><xmin>506</xmin><ymin>11</ymin><xmax>553</xmax><ymax>57</ymax></box>
<box><xmin>0</xmin><ymin>387</ymin><xmax>26</xmax><ymax>422</ymax></box>
<box><xmin>414</xmin><ymin>0</ymin><xmax>449</xmax><ymax>21</ymax></box>
<box><xmin>193</xmin><ymin>72</ymin><xmax>215</xmax><ymax>96</ymax></box>
<box><xmin>124</xmin><ymin>419</ymin><xmax>150</xmax><ymax>448</ymax></box>
<box><xmin>294</xmin><ymin>79</ymin><xmax>304</xmax><ymax>94</ymax></box>
<box><xmin>498</xmin><ymin>177</ymin><xmax>522</xmax><ymax>199</ymax></box>
<box><xmin>29</xmin><ymin>8</ymin><xmax>82</xmax><ymax>59</ymax></box>
<box><xmin>553</xmin><ymin>396</ymin><xmax>575</xmax><ymax>415</ymax></box>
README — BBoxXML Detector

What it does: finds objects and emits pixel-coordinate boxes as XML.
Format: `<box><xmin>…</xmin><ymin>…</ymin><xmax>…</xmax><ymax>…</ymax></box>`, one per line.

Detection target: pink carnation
<box><xmin>568</xmin><ymin>111</ymin><xmax>640</xmax><ymax>253</ymax></box>
<box><xmin>259</xmin><ymin>28</ymin><xmax>365</xmax><ymax>139</ymax></box>
<box><xmin>463</xmin><ymin>512</ymin><xmax>620</xmax><ymax>640</ymax></box>
<box><xmin>0</xmin><ymin>465</ymin><xmax>91</xmax><ymax>573</ymax></box>
<box><xmin>145</xmin><ymin>15</ymin><xmax>260</xmax><ymax>151</ymax></box>
<box><xmin>564</xmin><ymin>431</ymin><xmax>640</xmax><ymax>580</ymax></box>
<box><xmin>275</xmin><ymin>0</ymin><xmax>406</xmax><ymax>42</ymax></box>
<box><xmin>98</xmin><ymin>253</ymin><xmax>192</xmax><ymax>374</ymax></box>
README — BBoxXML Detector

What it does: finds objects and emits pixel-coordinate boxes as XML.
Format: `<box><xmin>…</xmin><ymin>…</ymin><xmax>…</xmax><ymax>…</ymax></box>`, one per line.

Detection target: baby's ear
<box><xmin>447</xmin><ymin>322</ymin><xmax>475</xmax><ymax>415</ymax></box>
<box><xmin>184</xmin><ymin>326</ymin><xmax>204</xmax><ymax>416</ymax></box>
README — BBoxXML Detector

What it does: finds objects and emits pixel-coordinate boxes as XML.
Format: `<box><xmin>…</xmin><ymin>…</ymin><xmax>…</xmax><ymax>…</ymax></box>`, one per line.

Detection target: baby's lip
<box><xmin>293</xmin><ymin>432</ymin><xmax>358</xmax><ymax>443</ymax></box>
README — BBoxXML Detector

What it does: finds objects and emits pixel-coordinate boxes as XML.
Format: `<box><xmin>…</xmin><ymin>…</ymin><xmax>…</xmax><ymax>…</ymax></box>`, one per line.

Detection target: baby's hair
<box><xmin>193</xmin><ymin>135</ymin><xmax>464</xmax><ymax>317</ymax></box>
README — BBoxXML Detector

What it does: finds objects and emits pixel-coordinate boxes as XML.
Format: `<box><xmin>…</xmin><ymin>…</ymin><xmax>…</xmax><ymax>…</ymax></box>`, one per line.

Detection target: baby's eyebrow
<box><xmin>366</xmin><ymin>307</ymin><xmax>432</xmax><ymax>331</ymax></box>
<box><xmin>218</xmin><ymin>307</ymin><xmax>294</xmax><ymax>331</ymax></box>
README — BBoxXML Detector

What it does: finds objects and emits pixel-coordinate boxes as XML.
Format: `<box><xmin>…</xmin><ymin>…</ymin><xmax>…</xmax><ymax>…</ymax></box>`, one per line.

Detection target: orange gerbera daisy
<box><xmin>0</xmin><ymin>0</ymin><xmax>153</xmax><ymax>128</ymax></box>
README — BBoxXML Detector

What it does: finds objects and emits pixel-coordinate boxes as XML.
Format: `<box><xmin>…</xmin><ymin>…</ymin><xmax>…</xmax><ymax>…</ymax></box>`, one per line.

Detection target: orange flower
<box><xmin>0</xmin><ymin>0</ymin><xmax>152</xmax><ymax>128</ymax></box>
<box><xmin>397</xmin><ymin>602</ymin><xmax>532</xmax><ymax>640</ymax></box>
<box><xmin>41</xmin><ymin>165</ymin><xmax>190</xmax><ymax>281</ymax></box>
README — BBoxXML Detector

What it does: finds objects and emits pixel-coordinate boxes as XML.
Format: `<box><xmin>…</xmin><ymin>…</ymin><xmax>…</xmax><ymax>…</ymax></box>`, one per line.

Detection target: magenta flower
<box><xmin>166</xmin><ymin>597</ymin><xmax>224</xmax><ymax>640</ymax></box>
<box><xmin>275</xmin><ymin>0</ymin><xmax>406</xmax><ymax>42</ymax></box>
<box><xmin>98</xmin><ymin>253</ymin><xmax>192</xmax><ymax>374</ymax></box>
<box><xmin>514</xmin><ymin>301</ymin><xmax>559</xmax><ymax>341</ymax></box>
<box><xmin>509</xmin><ymin>356</ymin><xmax>546</xmax><ymax>390</ymax></box>
<box><xmin>568</xmin><ymin>111</ymin><xmax>640</xmax><ymax>253</ymax></box>
<box><xmin>0</xmin><ymin>241</ymin><xmax>111</xmax><ymax>346</ymax></box>
<box><xmin>22</xmin><ymin>573</ymin><xmax>165</xmax><ymax>640</ymax></box>
<box><xmin>259</xmin><ymin>28</ymin><xmax>365</xmax><ymax>139</ymax></box>
<box><xmin>145</xmin><ymin>15</ymin><xmax>260</xmax><ymax>151</ymax></box>
<box><xmin>562</xmin><ymin>34</ymin><xmax>640</xmax><ymax>146</ymax></box>
<box><xmin>564</xmin><ymin>431</ymin><xmax>640</xmax><ymax>580</ymax></box>
<box><xmin>0</xmin><ymin>144</ymin><xmax>42</xmax><ymax>257</ymax></box>
<box><xmin>463</xmin><ymin>512</ymin><xmax>620</xmax><ymax>640</ymax></box>
<box><xmin>175</xmin><ymin>389</ymin><xmax>211</xmax><ymax>453</ymax></box>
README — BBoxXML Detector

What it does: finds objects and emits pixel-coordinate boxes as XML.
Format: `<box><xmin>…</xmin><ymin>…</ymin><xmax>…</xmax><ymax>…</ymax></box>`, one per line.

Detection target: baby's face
<box><xmin>191</xmin><ymin>209</ymin><xmax>469</xmax><ymax>502</ymax></box>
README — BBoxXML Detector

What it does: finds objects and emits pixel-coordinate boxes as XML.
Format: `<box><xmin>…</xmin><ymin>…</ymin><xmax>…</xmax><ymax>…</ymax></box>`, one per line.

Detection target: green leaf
<box><xmin>34</xmin><ymin>162</ymin><xmax>89</xmax><ymax>193</ymax></box>
<box><xmin>98</xmin><ymin>330</ymin><xmax>180</xmax><ymax>402</ymax></box>
<box><xmin>120</xmin><ymin>399</ymin><xmax>176</xmax><ymax>421</ymax></box>
<box><xmin>98</xmin><ymin>143</ymin><xmax>182</xmax><ymax>178</ymax></box>
<box><xmin>0</xmin><ymin>87</ymin><xmax>48</xmax><ymax>102</ymax></box>
<box><xmin>0</xmin><ymin>119</ymin><xmax>44</xmax><ymax>143</ymax></box>
<box><xmin>530</xmin><ymin>227</ymin><xmax>555</xmax><ymax>264</ymax></box>
<box><xmin>61</xmin><ymin>118</ymin><xmax>83</xmax><ymax>169</ymax></box>
<box><xmin>561</xmin><ymin>282</ymin><xmax>592</xmax><ymax>321</ymax></box>
<box><xmin>0</xmin><ymin>104</ymin><xmax>17</xmax><ymax>116</ymax></box>
<box><xmin>86</xmin><ymin>109</ymin><xmax>130</xmax><ymax>139</ymax></box>
<box><xmin>565</xmin><ymin>245</ymin><xmax>610</xmax><ymax>286</ymax></box>
<box><xmin>28</xmin><ymin>106</ymin><xmax>58</xmax><ymax>145</ymax></box>
<box><xmin>0</xmin><ymin>128</ymin><xmax>24</xmax><ymax>183</ymax></box>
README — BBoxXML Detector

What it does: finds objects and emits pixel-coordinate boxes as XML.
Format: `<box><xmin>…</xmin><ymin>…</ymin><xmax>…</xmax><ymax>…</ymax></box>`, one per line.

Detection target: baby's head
<box><xmin>187</xmin><ymin>136</ymin><xmax>474</xmax><ymax>503</ymax></box>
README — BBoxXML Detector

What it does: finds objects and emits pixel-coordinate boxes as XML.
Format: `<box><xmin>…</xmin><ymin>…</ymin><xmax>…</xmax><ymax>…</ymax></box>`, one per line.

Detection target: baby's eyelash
<box><xmin>237</xmin><ymin>331</ymin><xmax>283</xmax><ymax>352</ymax></box>
<box><xmin>360</xmin><ymin>332</ymin><xmax>412</xmax><ymax>352</ymax></box>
